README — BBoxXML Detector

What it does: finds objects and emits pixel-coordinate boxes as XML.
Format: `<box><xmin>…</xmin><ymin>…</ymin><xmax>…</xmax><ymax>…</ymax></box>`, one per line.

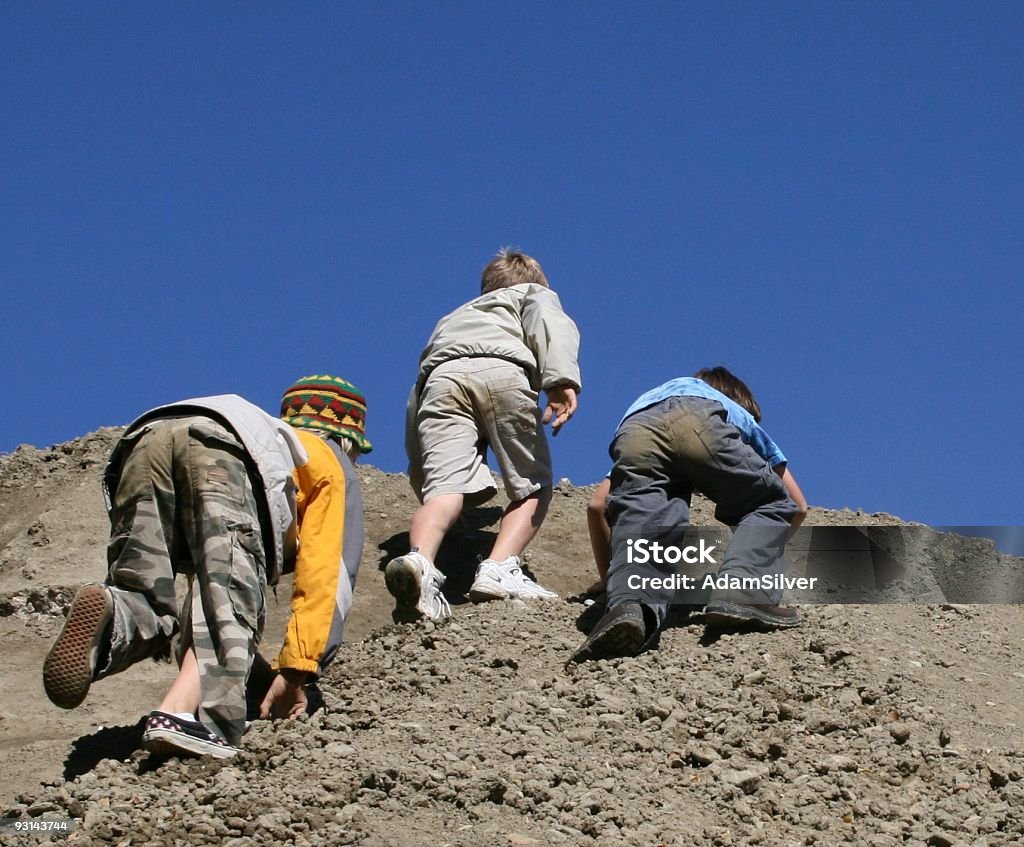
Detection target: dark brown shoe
<box><xmin>43</xmin><ymin>584</ymin><xmax>113</xmax><ymax>708</ymax></box>
<box><xmin>569</xmin><ymin>602</ymin><xmax>647</xmax><ymax>662</ymax></box>
<box><xmin>704</xmin><ymin>600</ymin><xmax>801</xmax><ymax>629</ymax></box>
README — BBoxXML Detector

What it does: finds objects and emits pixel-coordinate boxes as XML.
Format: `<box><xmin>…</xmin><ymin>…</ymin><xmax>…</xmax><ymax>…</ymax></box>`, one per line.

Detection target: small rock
<box><xmin>825</xmin><ymin>755</ymin><xmax>858</xmax><ymax>773</ymax></box>
<box><xmin>724</xmin><ymin>768</ymin><xmax>765</xmax><ymax>794</ymax></box>
<box><xmin>985</xmin><ymin>760</ymin><xmax>1009</xmax><ymax>788</ymax></box>
<box><xmin>686</xmin><ymin>745</ymin><xmax>720</xmax><ymax>767</ymax></box>
<box><xmin>890</xmin><ymin>723</ymin><xmax>912</xmax><ymax>744</ymax></box>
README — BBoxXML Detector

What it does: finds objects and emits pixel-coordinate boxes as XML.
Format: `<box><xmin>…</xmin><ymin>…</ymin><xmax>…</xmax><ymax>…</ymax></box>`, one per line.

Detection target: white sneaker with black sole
<box><xmin>142</xmin><ymin>711</ymin><xmax>239</xmax><ymax>759</ymax></box>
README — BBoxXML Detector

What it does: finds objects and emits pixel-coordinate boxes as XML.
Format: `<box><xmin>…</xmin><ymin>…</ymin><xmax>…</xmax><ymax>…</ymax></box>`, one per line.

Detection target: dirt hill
<box><xmin>1</xmin><ymin>430</ymin><xmax>1022</xmax><ymax>846</ymax></box>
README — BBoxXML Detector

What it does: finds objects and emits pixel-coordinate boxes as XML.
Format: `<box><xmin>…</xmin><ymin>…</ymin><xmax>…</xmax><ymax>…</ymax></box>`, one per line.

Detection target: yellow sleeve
<box><xmin>275</xmin><ymin>431</ymin><xmax>346</xmax><ymax>674</ymax></box>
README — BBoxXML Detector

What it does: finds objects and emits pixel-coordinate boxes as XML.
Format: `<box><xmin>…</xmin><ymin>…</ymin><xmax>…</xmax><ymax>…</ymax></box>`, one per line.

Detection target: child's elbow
<box><xmin>587</xmin><ymin>481</ymin><xmax>610</xmax><ymax>516</ymax></box>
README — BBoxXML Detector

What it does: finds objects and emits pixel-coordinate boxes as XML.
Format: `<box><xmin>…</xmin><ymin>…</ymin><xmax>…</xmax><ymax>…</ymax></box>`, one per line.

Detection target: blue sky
<box><xmin>2</xmin><ymin>3</ymin><xmax>1021</xmax><ymax>528</ymax></box>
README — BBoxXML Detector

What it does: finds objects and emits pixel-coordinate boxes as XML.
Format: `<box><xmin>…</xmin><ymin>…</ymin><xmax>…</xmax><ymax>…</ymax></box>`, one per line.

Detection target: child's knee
<box><xmin>511</xmin><ymin>485</ymin><xmax>552</xmax><ymax>510</ymax></box>
<box><xmin>534</xmin><ymin>485</ymin><xmax>553</xmax><ymax>508</ymax></box>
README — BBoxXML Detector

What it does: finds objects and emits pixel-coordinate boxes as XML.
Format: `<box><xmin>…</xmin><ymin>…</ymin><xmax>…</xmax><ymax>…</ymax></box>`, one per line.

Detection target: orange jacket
<box><xmin>275</xmin><ymin>430</ymin><xmax>363</xmax><ymax>674</ymax></box>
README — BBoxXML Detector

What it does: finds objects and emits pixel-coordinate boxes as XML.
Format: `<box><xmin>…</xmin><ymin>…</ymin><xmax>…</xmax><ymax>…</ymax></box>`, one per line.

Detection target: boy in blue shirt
<box><xmin>571</xmin><ymin>367</ymin><xmax>807</xmax><ymax>662</ymax></box>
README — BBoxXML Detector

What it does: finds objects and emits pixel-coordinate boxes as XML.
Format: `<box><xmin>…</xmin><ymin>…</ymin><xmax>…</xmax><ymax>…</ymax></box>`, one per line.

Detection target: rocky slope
<box><xmin>1</xmin><ymin>431</ymin><xmax>1022</xmax><ymax>846</ymax></box>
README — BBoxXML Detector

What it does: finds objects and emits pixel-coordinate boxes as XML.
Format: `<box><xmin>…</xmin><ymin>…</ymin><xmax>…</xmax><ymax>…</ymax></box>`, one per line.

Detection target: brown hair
<box><xmin>480</xmin><ymin>248</ymin><xmax>549</xmax><ymax>294</ymax></box>
<box><xmin>694</xmin><ymin>366</ymin><xmax>762</xmax><ymax>422</ymax></box>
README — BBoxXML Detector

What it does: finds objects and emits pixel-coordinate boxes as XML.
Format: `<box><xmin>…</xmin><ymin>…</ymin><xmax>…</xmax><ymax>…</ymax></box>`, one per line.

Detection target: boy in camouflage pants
<box><xmin>43</xmin><ymin>377</ymin><xmax>370</xmax><ymax>759</ymax></box>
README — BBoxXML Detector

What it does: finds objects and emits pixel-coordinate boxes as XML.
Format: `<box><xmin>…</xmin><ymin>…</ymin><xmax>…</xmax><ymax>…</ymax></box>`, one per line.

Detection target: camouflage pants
<box><xmin>99</xmin><ymin>416</ymin><xmax>267</xmax><ymax>746</ymax></box>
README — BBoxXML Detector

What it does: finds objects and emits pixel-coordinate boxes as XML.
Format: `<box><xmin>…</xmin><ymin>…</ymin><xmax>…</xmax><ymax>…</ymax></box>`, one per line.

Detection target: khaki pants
<box><xmin>410</xmin><ymin>357</ymin><xmax>553</xmax><ymax>506</ymax></box>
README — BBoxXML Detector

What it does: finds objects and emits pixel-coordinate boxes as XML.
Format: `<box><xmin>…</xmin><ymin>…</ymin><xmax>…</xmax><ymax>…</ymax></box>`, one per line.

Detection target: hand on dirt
<box><xmin>542</xmin><ymin>385</ymin><xmax>578</xmax><ymax>436</ymax></box>
<box><xmin>259</xmin><ymin>669</ymin><xmax>308</xmax><ymax>720</ymax></box>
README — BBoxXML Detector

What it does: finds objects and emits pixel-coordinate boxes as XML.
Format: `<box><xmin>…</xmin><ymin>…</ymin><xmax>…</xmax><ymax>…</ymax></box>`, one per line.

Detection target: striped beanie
<box><xmin>280</xmin><ymin>375</ymin><xmax>372</xmax><ymax>454</ymax></box>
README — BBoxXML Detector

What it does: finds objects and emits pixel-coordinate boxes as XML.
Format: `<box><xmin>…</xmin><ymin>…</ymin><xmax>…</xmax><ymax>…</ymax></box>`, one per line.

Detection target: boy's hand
<box><xmin>543</xmin><ymin>385</ymin><xmax>578</xmax><ymax>435</ymax></box>
<box><xmin>259</xmin><ymin>668</ymin><xmax>308</xmax><ymax>719</ymax></box>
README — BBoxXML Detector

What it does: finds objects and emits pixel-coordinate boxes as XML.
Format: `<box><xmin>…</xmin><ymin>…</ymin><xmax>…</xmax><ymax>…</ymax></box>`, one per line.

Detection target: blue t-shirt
<box><xmin>619</xmin><ymin>377</ymin><xmax>787</xmax><ymax>467</ymax></box>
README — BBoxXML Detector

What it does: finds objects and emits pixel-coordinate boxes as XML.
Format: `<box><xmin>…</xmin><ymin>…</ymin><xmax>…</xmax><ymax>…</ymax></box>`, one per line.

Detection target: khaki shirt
<box><xmin>415</xmin><ymin>283</ymin><xmax>582</xmax><ymax>393</ymax></box>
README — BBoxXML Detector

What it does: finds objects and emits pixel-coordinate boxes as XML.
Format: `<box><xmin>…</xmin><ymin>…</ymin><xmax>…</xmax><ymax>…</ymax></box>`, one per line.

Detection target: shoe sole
<box><xmin>143</xmin><ymin>730</ymin><xmax>238</xmax><ymax>760</ymax></box>
<box><xmin>43</xmin><ymin>585</ymin><xmax>111</xmax><ymax>709</ymax></box>
<box><xmin>469</xmin><ymin>575</ymin><xmax>558</xmax><ymax>603</ymax></box>
<box><xmin>385</xmin><ymin>558</ymin><xmax>423</xmax><ymax>622</ymax></box>
<box><xmin>572</xmin><ymin>619</ymin><xmax>645</xmax><ymax>662</ymax></box>
<box><xmin>508</xmin><ymin>590</ymin><xmax>559</xmax><ymax>601</ymax></box>
<box><xmin>704</xmin><ymin>602</ymin><xmax>801</xmax><ymax>629</ymax></box>
<box><xmin>468</xmin><ymin>577</ymin><xmax>508</xmax><ymax>603</ymax></box>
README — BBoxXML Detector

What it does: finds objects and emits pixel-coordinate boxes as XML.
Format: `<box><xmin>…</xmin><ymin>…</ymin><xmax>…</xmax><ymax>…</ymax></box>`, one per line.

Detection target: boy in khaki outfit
<box><xmin>387</xmin><ymin>249</ymin><xmax>582</xmax><ymax>621</ymax></box>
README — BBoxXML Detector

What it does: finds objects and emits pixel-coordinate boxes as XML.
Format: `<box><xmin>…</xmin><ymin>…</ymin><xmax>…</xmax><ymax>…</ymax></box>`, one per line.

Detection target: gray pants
<box><xmin>606</xmin><ymin>397</ymin><xmax>797</xmax><ymax>624</ymax></box>
<box><xmin>99</xmin><ymin>416</ymin><xmax>267</xmax><ymax>745</ymax></box>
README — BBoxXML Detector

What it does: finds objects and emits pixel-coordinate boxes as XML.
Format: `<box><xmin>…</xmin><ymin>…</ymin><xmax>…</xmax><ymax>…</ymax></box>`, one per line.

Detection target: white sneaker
<box><xmin>469</xmin><ymin>556</ymin><xmax>558</xmax><ymax>602</ymax></box>
<box><xmin>385</xmin><ymin>552</ymin><xmax>452</xmax><ymax>622</ymax></box>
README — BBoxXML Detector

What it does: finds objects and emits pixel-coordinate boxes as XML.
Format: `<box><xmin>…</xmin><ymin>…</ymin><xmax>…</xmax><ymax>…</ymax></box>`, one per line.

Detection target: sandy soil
<box><xmin>1</xmin><ymin>430</ymin><xmax>1022</xmax><ymax>846</ymax></box>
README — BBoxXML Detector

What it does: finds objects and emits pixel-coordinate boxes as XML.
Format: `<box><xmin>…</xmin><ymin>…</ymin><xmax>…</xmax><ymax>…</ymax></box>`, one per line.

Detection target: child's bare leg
<box><xmin>409</xmin><ymin>493</ymin><xmax>464</xmax><ymax>561</ymax></box>
<box><xmin>489</xmin><ymin>487</ymin><xmax>552</xmax><ymax>561</ymax></box>
<box><xmin>156</xmin><ymin>647</ymin><xmax>201</xmax><ymax>716</ymax></box>
<box><xmin>586</xmin><ymin>478</ymin><xmax>612</xmax><ymax>592</ymax></box>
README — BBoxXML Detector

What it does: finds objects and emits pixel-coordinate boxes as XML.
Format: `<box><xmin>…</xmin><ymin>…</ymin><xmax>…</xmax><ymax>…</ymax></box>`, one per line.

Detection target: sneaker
<box><xmin>468</xmin><ymin>556</ymin><xmax>558</xmax><ymax>602</ymax></box>
<box><xmin>43</xmin><ymin>584</ymin><xmax>113</xmax><ymax>709</ymax></box>
<box><xmin>384</xmin><ymin>552</ymin><xmax>451</xmax><ymax>622</ymax></box>
<box><xmin>142</xmin><ymin>711</ymin><xmax>239</xmax><ymax>759</ymax></box>
<box><xmin>569</xmin><ymin>602</ymin><xmax>647</xmax><ymax>662</ymax></box>
<box><xmin>704</xmin><ymin>600</ymin><xmax>801</xmax><ymax>629</ymax></box>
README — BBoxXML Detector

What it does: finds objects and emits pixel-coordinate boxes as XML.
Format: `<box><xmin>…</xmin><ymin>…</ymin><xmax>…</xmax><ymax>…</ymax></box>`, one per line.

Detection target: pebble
<box><xmin>890</xmin><ymin>724</ymin><xmax>913</xmax><ymax>744</ymax></box>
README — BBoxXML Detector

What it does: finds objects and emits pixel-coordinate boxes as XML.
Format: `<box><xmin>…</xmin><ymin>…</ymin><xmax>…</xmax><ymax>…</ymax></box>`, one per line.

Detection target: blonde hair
<box><xmin>480</xmin><ymin>248</ymin><xmax>549</xmax><ymax>294</ymax></box>
<box><xmin>336</xmin><ymin>435</ymin><xmax>362</xmax><ymax>462</ymax></box>
<box><xmin>311</xmin><ymin>429</ymin><xmax>362</xmax><ymax>463</ymax></box>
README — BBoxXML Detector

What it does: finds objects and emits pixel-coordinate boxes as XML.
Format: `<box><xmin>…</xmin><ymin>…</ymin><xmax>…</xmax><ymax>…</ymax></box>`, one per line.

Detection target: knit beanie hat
<box><xmin>280</xmin><ymin>375</ymin><xmax>372</xmax><ymax>454</ymax></box>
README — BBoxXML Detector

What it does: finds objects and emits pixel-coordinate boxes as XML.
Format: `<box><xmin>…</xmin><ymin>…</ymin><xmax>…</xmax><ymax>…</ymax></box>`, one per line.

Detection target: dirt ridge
<box><xmin>1</xmin><ymin>429</ymin><xmax>1022</xmax><ymax>846</ymax></box>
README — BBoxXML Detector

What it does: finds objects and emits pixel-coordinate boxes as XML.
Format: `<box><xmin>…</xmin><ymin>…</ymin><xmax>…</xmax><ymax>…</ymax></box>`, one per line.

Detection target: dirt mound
<box><xmin>1</xmin><ymin>430</ymin><xmax>1022</xmax><ymax>845</ymax></box>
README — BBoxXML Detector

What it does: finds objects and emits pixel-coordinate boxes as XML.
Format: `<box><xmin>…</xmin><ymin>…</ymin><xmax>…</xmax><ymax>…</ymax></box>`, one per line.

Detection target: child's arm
<box><xmin>775</xmin><ymin>465</ymin><xmax>808</xmax><ymax>529</ymax></box>
<box><xmin>263</xmin><ymin>433</ymin><xmax>352</xmax><ymax>719</ymax></box>
<box><xmin>520</xmin><ymin>288</ymin><xmax>582</xmax><ymax>396</ymax></box>
<box><xmin>586</xmin><ymin>477</ymin><xmax>612</xmax><ymax>591</ymax></box>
